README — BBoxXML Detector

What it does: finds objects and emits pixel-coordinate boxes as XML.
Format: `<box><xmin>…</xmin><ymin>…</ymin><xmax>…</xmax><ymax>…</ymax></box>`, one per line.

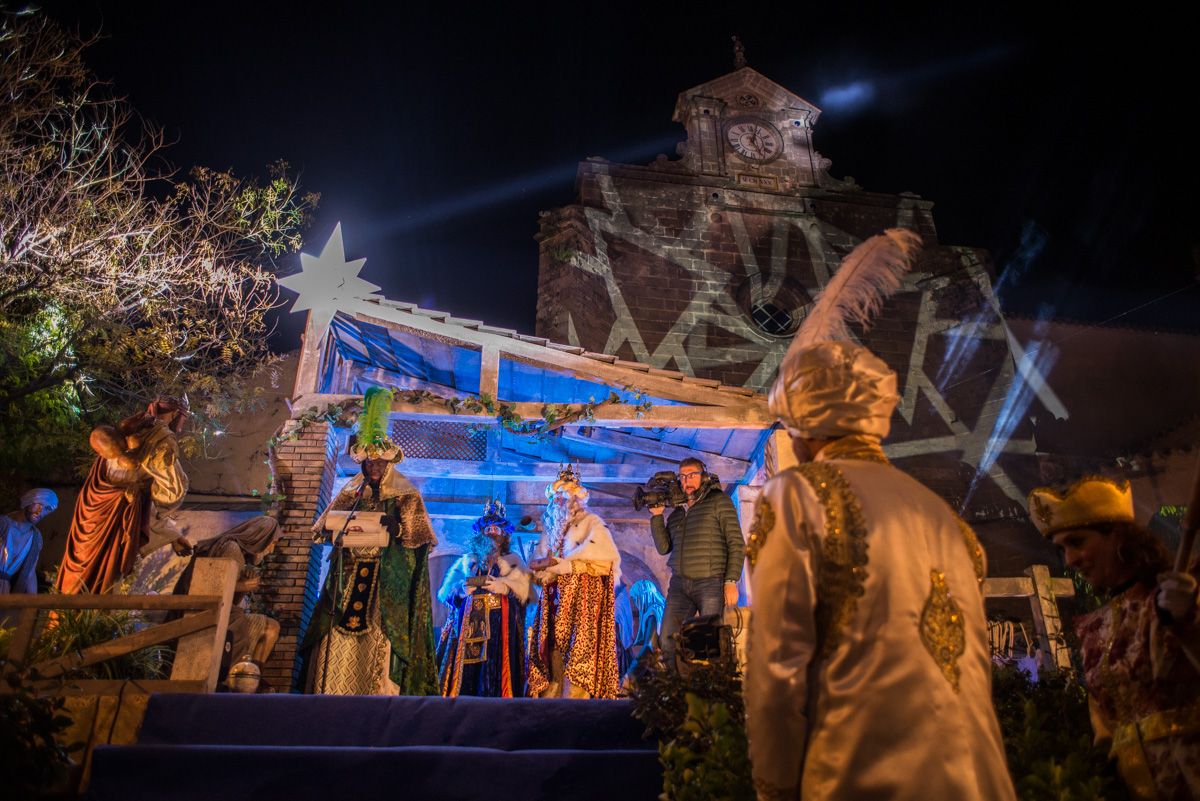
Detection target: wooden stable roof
<box><xmin>292</xmin><ymin>297</ymin><xmax>776</xmax><ymax>489</ymax></box>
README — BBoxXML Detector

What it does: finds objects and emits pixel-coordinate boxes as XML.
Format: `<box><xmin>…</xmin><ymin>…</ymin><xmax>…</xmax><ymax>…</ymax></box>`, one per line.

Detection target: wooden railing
<box><xmin>984</xmin><ymin>564</ymin><xmax>1076</xmax><ymax>673</ymax></box>
<box><xmin>0</xmin><ymin>558</ymin><xmax>237</xmax><ymax>694</ymax></box>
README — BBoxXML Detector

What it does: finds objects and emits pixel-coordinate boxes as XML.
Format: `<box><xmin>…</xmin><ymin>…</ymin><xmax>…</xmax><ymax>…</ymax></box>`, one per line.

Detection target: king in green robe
<box><xmin>302</xmin><ymin>460</ymin><xmax>438</xmax><ymax>695</ymax></box>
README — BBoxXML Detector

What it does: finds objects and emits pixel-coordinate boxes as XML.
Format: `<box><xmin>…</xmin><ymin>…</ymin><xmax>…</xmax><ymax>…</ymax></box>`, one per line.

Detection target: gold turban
<box><xmin>1026</xmin><ymin>476</ymin><xmax>1135</xmax><ymax>538</ymax></box>
<box><xmin>768</xmin><ymin>341</ymin><xmax>899</xmax><ymax>439</ymax></box>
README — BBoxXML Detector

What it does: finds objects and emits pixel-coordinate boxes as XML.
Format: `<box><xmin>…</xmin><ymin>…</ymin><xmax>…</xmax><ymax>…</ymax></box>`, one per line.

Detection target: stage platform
<box><xmin>86</xmin><ymin>694</ymin><xmax>662</xmax><ymax>801</ymax></box>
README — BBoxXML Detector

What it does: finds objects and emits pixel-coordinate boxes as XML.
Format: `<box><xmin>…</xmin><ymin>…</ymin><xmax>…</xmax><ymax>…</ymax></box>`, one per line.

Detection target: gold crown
<box><xmin>546</xmin><ymin>463</ymin><xmax>588</xmax><ymax>501</ymax></box>
<box><xmin>1027</xmin><ymin>476</ymin><xmax>1135</xmax><ymax>539</ymax></box>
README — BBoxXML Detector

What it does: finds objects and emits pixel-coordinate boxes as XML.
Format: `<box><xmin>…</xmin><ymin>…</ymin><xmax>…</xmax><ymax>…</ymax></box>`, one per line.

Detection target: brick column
<box><xmin>258</xmin><ymin>420</ymin><xmax>340</xmax><ymax>691</ymax></box>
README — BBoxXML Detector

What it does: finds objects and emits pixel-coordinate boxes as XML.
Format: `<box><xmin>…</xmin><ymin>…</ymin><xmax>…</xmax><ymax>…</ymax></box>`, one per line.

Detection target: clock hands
<box><xmin>728</xmin><ymin>120</ymin><xmax>780</xmax><ymax>161</ymax></box>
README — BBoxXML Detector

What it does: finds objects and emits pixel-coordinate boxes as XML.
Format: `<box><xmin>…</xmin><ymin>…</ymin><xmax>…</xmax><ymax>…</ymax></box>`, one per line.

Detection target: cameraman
<box><xmin>649</xmin><ymin>457</ymin><xmax>743</xmax><ymax>666</ymax></box>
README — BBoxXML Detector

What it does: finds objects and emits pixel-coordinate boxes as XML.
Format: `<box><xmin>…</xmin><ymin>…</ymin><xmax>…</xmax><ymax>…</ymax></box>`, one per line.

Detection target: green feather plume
<box><xmin>358</xmin><ymin>386</ymin><xmax>395</xmax><ymax>448</ymax></box>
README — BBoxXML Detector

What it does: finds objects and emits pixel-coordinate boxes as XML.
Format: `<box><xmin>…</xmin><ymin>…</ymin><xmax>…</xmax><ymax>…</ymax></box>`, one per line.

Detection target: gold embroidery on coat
<box><xmin>795</xmin><ymin>462</ymin><xmax>869</xmax><ymax>659</ymax></box>
<box><xmin>745</xmin><ymin>498</ymin><xmax>775</xmax><ymax>567</ymax></box>
<box><xmin>920</xmin><ymin>569</ymin><xmax>965</xmax><ymax>692</ymax></box>
<box><xmin>954</xmin><ymin>514</ymin><xmax>986</xmax><ymax>585</ymax></box>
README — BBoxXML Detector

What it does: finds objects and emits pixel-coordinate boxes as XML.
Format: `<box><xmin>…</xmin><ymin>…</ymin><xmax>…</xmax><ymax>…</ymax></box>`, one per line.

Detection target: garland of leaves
<box><xmin>255</xmin><ymin>385</ymin><xmax>653</xmax><ymax>507</ymax></box>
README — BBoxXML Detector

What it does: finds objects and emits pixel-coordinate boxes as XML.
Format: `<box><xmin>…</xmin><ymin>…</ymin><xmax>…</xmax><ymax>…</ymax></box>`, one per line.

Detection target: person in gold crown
<box><xmin>1029</xmin><ymin>476</ymin><xmax>1199</xmax><ymax>801</ymax></box>
<box><xmin>527</xmin><ymin>464</ymin><xmax>621</xmax><ymax>699</ymax></box>
<box><xmin>300</xmin><ymin>387</ymin><xmax>438</xmax><ymax>696</ymax></box>
<box><xmin>744</xmin><ymin>230</ymin><xmax>1015</xmax><ymax>801</ymax></box>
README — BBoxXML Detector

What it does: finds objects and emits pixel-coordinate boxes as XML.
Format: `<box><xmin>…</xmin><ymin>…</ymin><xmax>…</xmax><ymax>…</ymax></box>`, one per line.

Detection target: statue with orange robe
<box><xmin>56</xmin><ymin>396</ymin><xmax>191</xmax><ymax>595</ymax></box>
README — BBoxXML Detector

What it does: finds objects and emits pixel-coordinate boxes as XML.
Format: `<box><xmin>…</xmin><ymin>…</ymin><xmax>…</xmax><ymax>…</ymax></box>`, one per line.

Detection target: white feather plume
<box><xmin>790</xmin><ymin>228</ymin><xmax>923</xmax><ymax>351</ymax></box>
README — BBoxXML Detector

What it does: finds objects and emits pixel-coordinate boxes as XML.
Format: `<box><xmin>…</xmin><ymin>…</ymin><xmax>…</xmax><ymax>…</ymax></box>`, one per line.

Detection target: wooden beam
<box><xmin>170</xmin><ymin>558</ymin><xmax>237</xmax><ymax>692</ymax></box>
<box><xmin>291</xmin><ymin>310</ymin><xmax>326</xmax><ymax>399</ymax></box>
<box><xmin>479</xmin><ymin>345</ymin><xmax>499</xmax><ymax>400</ymax></box>
<box><xmin>1026</xmin><ymin>564</ymin><xmax>1073</xmax><ymax>673</ymax></box>
<box><xmin>0</xmin><ymin>595</ymin><xmax>223</xmax><ymax>611</ymax></box>
<box><xmin>982</xmin><ymin>566</ymin><xmax>1075</xmax><ymax>676</ymax></box>
<box><xmin>557</xmin><ymin>429</ymin><xmax>751</xmax><ymax>481</ymax></box>
<box><xmin>423</xmin><ymin>500</ymin><xmax>652</xmax><ymax>521</ymax></box>
<box><xmin>6</xmin><ymin>608</ymin><xmax>37</xmax><ymax>663</ymax></box>
<box><xmin>293</xmin><ymin>393</ymin><xmax>773</xmax><ymax>429</ymax></box>
<box><xmin>399</xmin><ymin>458</ymin><xmax>657</xmax><ymax>483</ymax></box>
<box><xmin>30</xmin><ymin>610</ymin><xmax>218</xmax><ymax>679</ymax></box>
<box><xmin>19</xmin><ymin>679</ymin><xmax>209</xmax><ymax>696</ymax></box>
<box><xmin>982</xmin><ymin>577</ymin><xmax>1075</xmax><ymax>598</ymax></box>
<box><xmin>346</xmin><ymin>301</ymin><xmax>760</xmax><ymax>409</ymax></box>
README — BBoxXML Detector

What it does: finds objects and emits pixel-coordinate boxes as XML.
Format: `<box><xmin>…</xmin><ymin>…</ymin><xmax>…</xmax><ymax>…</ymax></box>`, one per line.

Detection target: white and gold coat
<box><xmin>745</xmin><ymin>449</ymin><xmax>1015</xmax><ymax>801</ymax></box>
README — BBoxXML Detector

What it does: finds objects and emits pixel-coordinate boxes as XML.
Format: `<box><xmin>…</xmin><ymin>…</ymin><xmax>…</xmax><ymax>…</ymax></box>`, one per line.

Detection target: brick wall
<box><xmin>257</xmin><ymin>421</ymin><xmax>339</xmax><ymax>691</ymax></box>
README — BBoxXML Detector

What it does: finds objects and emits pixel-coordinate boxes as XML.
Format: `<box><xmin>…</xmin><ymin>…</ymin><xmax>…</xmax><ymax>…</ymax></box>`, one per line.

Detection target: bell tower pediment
<box><xmin>671</xmin><ymin>66</ymin><xmax>822</xmax><ymax>127</ymax></box>
<box><xmin>671</xmin><ymin>66</ymin><xmax>825</xmax><ymax>191</ymax></box>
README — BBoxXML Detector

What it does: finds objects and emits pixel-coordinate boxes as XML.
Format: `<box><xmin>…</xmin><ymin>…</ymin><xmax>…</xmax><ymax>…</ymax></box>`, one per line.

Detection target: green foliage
<box><xmin>0</xmin><ymin>658</ymin><xmax>81</xmax><ymax>800</ymax></box>
<box><xmin>659</xmin><ymin>693</ymin><xmax>755</xmax><ymax>801</ymax></box>
<box><xmin>0</xmin><ymin>303</ymin><xmax>93</xmax><ymax>490</ymax></box>
<box><xmin>1068</xmin><ymin>571</ymin><xmax>1108</xmax><ymax>614</ymax></box>
<box><xmin>629</xmin><ymin>654</ymin><xmax>752</xmax><ymax>801</ymax></box>
<box><xmin>29</xmin><ymin>606</ymin><xmax>172</xmax><ymax>682</ymax></box>
<box><xmin>991</xmin><ymin>664</ymin><xmax>1127</xmax><ymax>801</ymax></box>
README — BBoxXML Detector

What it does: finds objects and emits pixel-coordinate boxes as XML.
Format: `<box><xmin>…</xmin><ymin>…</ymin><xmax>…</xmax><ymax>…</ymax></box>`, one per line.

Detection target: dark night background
<box><xmin>36</xmin><ymin>2</ymin><xmax>1200</xmax><ymax>342</ymax></box>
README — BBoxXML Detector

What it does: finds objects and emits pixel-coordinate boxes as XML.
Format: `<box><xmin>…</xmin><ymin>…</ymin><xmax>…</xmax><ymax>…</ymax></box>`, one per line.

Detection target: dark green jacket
<box><xmin>650</xmin><ymin>481</ymin><xmax>743</xmax><ymax>582</ymax></box>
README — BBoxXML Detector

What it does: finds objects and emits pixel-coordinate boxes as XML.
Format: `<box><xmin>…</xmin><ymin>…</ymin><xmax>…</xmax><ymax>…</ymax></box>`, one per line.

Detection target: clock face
<box><xmin>726</xmin><ymin>118</ymin><xmax>783</xmax><ymax>162</ymax></box>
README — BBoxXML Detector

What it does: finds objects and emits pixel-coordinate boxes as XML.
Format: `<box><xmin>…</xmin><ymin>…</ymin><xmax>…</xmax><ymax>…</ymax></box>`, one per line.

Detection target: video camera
<box><xmin>674</xmin><ymin>613</ymin><xmax>735</xmax><ymax>676</ymax></box>
<box><xmin>632</xmin><ymin>470</ymin><xmax>688</xmax><ymax>511</ymax></box>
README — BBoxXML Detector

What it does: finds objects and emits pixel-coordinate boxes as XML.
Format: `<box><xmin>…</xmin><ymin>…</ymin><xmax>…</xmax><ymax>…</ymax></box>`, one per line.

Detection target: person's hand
<box><xmin>483</xmin><ymin>577</ymin><xmax>507</xmax><ymax>596</ymax></box>
<box><xmin>1156</xmin><ymin>571</ymin><xmax>1198</xmax><ymax>622</ymax></box>
<box><xmin>724</xmin><ymin>582</ymin><xmax>739</xmax><ymax>608</ymax></box>
<box><xmin>529</xmin><ymin>557</ymin><xmax>557</xmax><ymax>571</ymax></box>
<box><xmin>171</xmin><ymin>535</ymin><xmax>195</xmax><ymax>557</ymax></box>
<box><xmin>462</xmin><ymin>582</ymin><xmax>477</xmax><ymax>596</ymax></box>
<box><xmin>381</xmin><ymin>514</ymin><xmax>400</xmax><ymax>539</ymax></box>
<box><xmin>649</xmin><ymin>506</ymin><xmax>665</xmax><ymax>517</ymax></box>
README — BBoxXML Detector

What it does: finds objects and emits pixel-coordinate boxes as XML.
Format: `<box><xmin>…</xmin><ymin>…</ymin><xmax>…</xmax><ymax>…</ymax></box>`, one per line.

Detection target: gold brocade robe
<box><xmin>306</xmin><ymin>468</ymin><xmax>438</xmax><ymax>696</ymax></box>
<box><xmin>1075</xmin><ymin>579</ymin><xmax>1200</xmax><ymax>800</ymax></box>
<box><xmin>527</xmin><ymin>511</ymin><xmax>621</xmax><ymax>699</ymax></box>
<box><xmin>744</xmin><ymin>451</ymin><xmax>1015</xmax><ymax>801</ymax></box>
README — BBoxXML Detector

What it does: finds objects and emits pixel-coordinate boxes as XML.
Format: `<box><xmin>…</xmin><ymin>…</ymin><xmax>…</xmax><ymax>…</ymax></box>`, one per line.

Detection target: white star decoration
<box><xmin>277</xmin><ymin>222</ymin><xmax>381</xmax><ymax>342</ymax></box>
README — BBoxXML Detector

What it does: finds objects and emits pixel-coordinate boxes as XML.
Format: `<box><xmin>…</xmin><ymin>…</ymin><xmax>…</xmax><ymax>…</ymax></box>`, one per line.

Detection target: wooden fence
<box><xmin>0</xmin><ymin>558</ymin><xmax>237</xmax><ymax>694</ymax></box>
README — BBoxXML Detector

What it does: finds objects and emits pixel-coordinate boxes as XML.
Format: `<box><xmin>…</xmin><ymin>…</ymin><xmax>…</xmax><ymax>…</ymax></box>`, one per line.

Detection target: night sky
<box><xmin>39</xmin><ymin>2</ymin><xmax>1199</xmax><ymax>342</ymax></box>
